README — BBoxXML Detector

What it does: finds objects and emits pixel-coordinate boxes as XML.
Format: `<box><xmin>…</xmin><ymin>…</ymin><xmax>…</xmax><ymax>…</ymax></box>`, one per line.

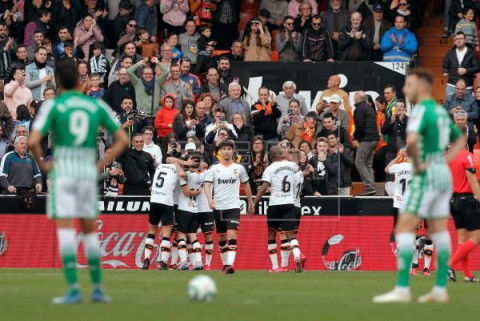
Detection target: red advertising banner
<box><xmin>1</xmin><ymin>214</ymin><xmax>478</xmax><ymax>271</ymax></box>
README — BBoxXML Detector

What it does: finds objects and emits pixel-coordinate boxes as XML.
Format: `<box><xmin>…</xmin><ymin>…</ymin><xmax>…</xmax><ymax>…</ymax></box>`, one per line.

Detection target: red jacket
<box><xmin>155</xmin><ymin>95</ymin><xmax>178</xmax><ymax>138</ymax></box>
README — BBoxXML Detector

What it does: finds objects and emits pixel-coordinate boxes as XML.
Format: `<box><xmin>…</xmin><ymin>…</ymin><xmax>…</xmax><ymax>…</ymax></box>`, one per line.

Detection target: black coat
<box><xmin>442</xmin><ymin>44</ymin><xmax>480</xmax><ymax>87</ymax></box>
<box><xmin>251</xmin><ymin>102</ymin><xmax>282</xmax><ymax>141</ymax></box>
<box><xmin>381</xmin><ymin>115</ymin><xmax>408</xmax><ymax>155</ymax></box>
<box><xmin>102</xmin><ymin>81</ymin><xmax>136</xmax><ymax>115</ymax></box>
<box><xmin>324</xmin><ymin>147</ymin><xmax>354</xmax><ymax>195</ymax></box>
<box><xmin>337</xmin><ymin>25</ymin><xmax>373</xmax><ymax>61</ymax></box>
<box><xmin>117</xmin><ymin>149</ymin><xmax>156</xmax><ymax>189</ymax></box>
<box><xmin>353</xmin><ymin>101</ymin><xmax>379</xmax><ymax>142</ymax></box>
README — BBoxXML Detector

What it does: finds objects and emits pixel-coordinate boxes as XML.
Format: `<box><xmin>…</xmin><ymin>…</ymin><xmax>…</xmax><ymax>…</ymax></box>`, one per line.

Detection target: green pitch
<box><xmin>1</xmin><ymin>269</ymin><xmax>478</xmax><ymax>321</ymax></box>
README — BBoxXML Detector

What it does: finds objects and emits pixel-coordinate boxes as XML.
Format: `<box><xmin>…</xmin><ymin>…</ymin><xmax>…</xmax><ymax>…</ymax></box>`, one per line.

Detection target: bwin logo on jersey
<box><xmin>321</xmin><ymin>234</ymin><xmax>362</xmax><ymax>271</ymax></box>
<box><xmin>0</xmin><ymin>232</ymin><xmax>7</xmax><ymax>256</ymax></box>
<box><xmin>217</xmin><ymin>178</ymin><xmax>237</xmax><ymax>184</ymax></box>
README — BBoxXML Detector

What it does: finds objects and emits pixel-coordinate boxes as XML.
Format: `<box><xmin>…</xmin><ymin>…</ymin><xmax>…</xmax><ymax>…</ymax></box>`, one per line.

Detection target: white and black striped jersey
<box><xmin>197</xmin><ymin>170</ymin><xmax>213</xmax><ymax>213</ymax></box>
<box><xmin>293</xmin><ymin>171</ymin><xmax>304</xmax><ymax>208</ymax></box>
<box><xmin>150</xmin><ymin>164</ymin><xmax>179</xmax><ymax>206</ymax></box>
<box><xmin>204</xmin><ymin>163</ymin><xmax>249</xmax><ymax>210</ymax></box>
<box><xmin>178</xmin><ymin>170</ymin><xmax>203</xmax><ymax>213</ymax></box>
<box><xmin>262</xmin><ymin>160</ymin><xmax>299</xmax><ymax>206</ymax></box>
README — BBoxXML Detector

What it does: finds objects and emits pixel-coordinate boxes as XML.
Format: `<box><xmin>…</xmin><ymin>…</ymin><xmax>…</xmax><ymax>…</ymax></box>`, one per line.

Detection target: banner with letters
<box><xmin>230</xmin><ymin>62</ymin><xmax>407</xmax><ymax>110</ymax></box>
<box><xmin>1</xmin><ymin>196</ymin><xmax>478</xmax><ymax>271</ymax></box>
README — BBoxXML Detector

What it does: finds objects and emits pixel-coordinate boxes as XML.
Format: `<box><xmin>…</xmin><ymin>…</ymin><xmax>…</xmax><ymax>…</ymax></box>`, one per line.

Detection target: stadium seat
<box><xmin>240</xmin><ymin>0</ymin><xmax>259</xmax><ymax>14</ymax></box>
<box><xmin>238</xmin><ymin>12</ymin><xmax>256</xmax><ymax>34</ymax></box>
<box><xmin>212</xmin><ymin>50</ymin><xmax>230</xmax><ymax>57</ymax></box>
<box><xmin>271</xmin><ymin>30</ymin><xmax>278</xmax><ymax>51</ymax></box>
<box><xmin>271</xmin><ymin>51</ymin><xmax>279</xmax><ymax>62</ymax></box>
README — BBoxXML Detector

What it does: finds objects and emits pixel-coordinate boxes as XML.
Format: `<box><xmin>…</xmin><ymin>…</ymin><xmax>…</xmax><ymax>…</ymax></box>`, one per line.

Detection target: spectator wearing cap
<box><xmin>363</xmin><ymin>3</ymin><xmax>392</xmax><ymax>61</ymax></box>
<box><xmin>317</xmin><ymin>94</ymin><xmax>350</xmax><ymax>133</ymax></box>
<box><xmin>275</xmin><ymin>81</ymin><xmax>308</xmax><ymax>116</ymax></box>
<box><xmin>289</xmin><ymin>0</ymin><xmax>318</xmax><ymax>17</ymax></box>
<box><xmin>352</xmin><ymin>91</ymin><xmax>379</xmax><ymax>196</ymax></box>
<box><xmin>337</xmin><ymin>11</ymin><xmax>373</xmax><ymax>61</ymax></box>
<box><xmin>219</xmin><ymin>82</ymin><xmax>250</xmax><ymax>126</ymax></box>
<box><xmin>205</xmin><ymin>107</ymin><xmax>238</xmax><ymax>145</ymax></box>
<box><xmin>301</xmin><ymin>15</ymin><xmax>335</xmax><ymax>62</ymax></box>
<box><xmin>0</xmin><ymin>136</ymin><xmax>42</xmax><ymax>194</ymax></box>
<box><xmin>259</xmin><ymin>0</ymin><xmax>288</xmax><ymax>29</ymax></box>
<box><xmin>380</xmin><ymin>14</ymin><xmax>418</xmax><ymax>63</ymax></box>
<box><xmin>251</xmin><ymin>86</ymin><xmax>281</xmax><ymax>141</ymax></box>
<box><xmin>243</xmin><ymin>19</ymin><xmax>272</xmax><ymax>62</ymax></box>
<box><xmin>285</xmin><ymin>111</ymin><xmax>318</xmax><ymax>148</ymax></box>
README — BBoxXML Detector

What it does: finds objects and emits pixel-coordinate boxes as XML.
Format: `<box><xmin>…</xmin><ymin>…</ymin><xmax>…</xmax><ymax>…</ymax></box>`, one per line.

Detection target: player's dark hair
<box><xmin>55</xmin><ymin>60</ymin><xmax>79</xmax><ymax>90</ymax></box>
<box><xmin>408</xmin><ymin>67</ymin><xmax>433</xmax><ymax>85</ymax></box>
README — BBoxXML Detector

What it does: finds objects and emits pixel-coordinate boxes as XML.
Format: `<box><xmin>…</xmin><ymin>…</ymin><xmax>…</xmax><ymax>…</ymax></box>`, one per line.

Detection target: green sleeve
<box><xmin>98</xmin><ymin>100</ymin><xmax>121</xmax><ymax>134</ymax></box>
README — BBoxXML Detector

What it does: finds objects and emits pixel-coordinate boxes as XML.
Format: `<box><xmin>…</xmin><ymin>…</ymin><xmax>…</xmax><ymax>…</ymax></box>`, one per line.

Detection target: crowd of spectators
<box><xmin>0</xmin><ymin>0</ymin><xmax>477</xmax><ymax>199</ymax></box>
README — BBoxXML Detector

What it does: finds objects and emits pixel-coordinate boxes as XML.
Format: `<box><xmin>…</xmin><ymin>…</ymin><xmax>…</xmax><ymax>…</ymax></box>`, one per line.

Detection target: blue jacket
<box><xmin>380</xmin><ymin>27</ymin><xmax>418</xmax><ymax>62</ymax></box>
<box><xmin>444</xmin><ymin>93</ymin><xmax>479</xmax><ymax>126</ymax></box>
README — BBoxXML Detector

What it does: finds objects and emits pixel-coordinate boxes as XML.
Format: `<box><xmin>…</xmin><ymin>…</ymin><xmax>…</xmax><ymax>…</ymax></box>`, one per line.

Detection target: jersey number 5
<box><xmin>156</xmin><ymin>172</ymin><xmax>167</xmax><ymax>188</ymax></box>
<box><xmin>69</xmin><ymin>110</ymin><xmax>90</xmax><ymax>145</ymax></box>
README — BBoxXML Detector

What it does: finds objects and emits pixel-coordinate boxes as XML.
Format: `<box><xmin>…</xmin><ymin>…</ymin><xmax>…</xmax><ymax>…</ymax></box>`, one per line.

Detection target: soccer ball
<box><xmin>188</xmin><ymin>275</ymin><xmax>217</xmax><ymax>302</ymax></box>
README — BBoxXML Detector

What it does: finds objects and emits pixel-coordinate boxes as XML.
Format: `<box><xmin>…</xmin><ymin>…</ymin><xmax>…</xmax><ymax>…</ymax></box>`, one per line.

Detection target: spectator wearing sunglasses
<box><xmin>276</xmin><ymin>16</ymin><xmax>301</xmax><ymax>62</ymax></box>
<box><xmin>301</xmin><ymin>15</ymin><xmax>334</xmax><ymax>62</ymax></box>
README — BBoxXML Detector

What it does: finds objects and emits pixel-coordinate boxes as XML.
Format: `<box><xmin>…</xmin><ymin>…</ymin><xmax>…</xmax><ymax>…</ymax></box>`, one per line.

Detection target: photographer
<box><xmin>162</xmin><ymin>133</ymin><xmax>182</xmax><ymax>160</ymax></box>
<box><xmin>127</xmin><ymin>55</ymin><xmax>169</xmax><ymax>119</ymax></box>
<box><xmin>204</xmin><ymin>107</ymin><xmax>238</xmax><ymax>145</ymax></box>
<box><xmin>101</xmin><ymin>145</ymin><xmax>126</xmax><ymax>197</ymax></box>
<box><xmin>118</xmin><ymin>96</ymin><xmax>147</xmax><ymax>141</ymax></box>
<box><xmin>4</xmin><ymin>66</ymin><xmax>33</xmax><ymax>120</ymax></box>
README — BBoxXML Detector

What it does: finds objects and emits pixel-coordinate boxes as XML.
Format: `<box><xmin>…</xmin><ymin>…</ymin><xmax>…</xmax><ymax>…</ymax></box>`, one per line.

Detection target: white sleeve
<box><xmin>204</xmin><ymin>166</ymin><xmax>215</xmax><ymax>182</ymax></box>
<box><xmin>261</xmin><ymin>166</ymin><xmax>271</xmax><ymax>184</ymax></box>
<box><xmin>239</xmin><ymin>165</ymin><xmax>249</xmax><ymax>183</ymax></box>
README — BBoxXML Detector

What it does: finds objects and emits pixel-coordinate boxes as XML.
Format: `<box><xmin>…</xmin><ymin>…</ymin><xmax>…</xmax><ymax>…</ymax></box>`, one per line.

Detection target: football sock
<box><xmin>205</xmin><ymin>241</ymin><xmax>214</xmax><ymax>266</ymax></box>
<box><xmin>57</xmin><ymin>228</ymin><xmax>79</xmax><ymax>289</ymax></box>
<box><xmin>450</xmin><ymin>240</ymin><xmax>476</xmax><ymax>270</ymax></box>
<box><xmin>423</xmin><ymin>240</ymin><xmax>433</xmax><ymax>269</ymax></box>
<box><xmin>290</xmin><ymin>238</ymin><xmax>301</xmax><ymax>260</ymax></box>
<box><xmin>280</xmin><ymin>239</ymin><xmax>291</xmax><ymax>268</ymax></box>
<box><xmin>268</xmin><ymin>240</ymin><xmax>278</xmax><ymax>270</ymax></box>
<box><xmin>187</xmin><ymin>241</ymin><xmax>194</xmax><ymax>265</ymax></box>
<box><xmin>170</xmin><ymin>240</ymin><xmax>178</xmax><ymax>265</ymax></box>
<box><xmin>144</xmin><ymin>233</ymin><xmax>155</xmax><ymax>260</ymax></box>
<box><xmin>192</xmin><ymin>240</ymin><xmax>202</xmax><ymax>265</ymax></box>
<box><xmin>431</xmin><ymin>231</ymin><xmax>451</xmax><ymax>288</ymax></box>
<box><xmin>160</xmin><ymin>237</ymin><xmax>171</xmax><ymax>263</ymax></box>
<box><xmin>178</xmin><ymin>239</ymin><xmax>187</xmax><ymax>264</ymax></box>
<box><xmin>227</xmin><ymin>239</ymin><xmax>237</xmax><ymax>266</ymax></box>
<box><xmin>395</xmin><ymin>232</ymin><xmax>415</xmax><ymax>288</ymax></box>
<box><xmin>412</xmin><ymin>237</ymin><xmax>420</xmax><ymax>266</ymax></box>
<box><xmin>462</xmin><ymin>256</ymin><xmax>473</xmax><ymax>279</ymax></box>
<box><xmin>219</xmin><ymin>240</ymin><xmax>228</xmax><ymax>266</ymax></box>
<box><xmin>84</xmin><ymin>232</ymin><xmax>102</xmax><ymax>287</ymax></box>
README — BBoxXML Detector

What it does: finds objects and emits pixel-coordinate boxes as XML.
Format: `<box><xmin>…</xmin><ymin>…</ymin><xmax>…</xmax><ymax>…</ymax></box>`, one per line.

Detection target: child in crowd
<box><xmin>86</xmin><ymin>73</ymin><xmax>106</xmax><ymax>99</ymax></box>
<box><xmin>89</xmin><ymin>41</ymin><xmax>110</xmax><ymax>84</ymax></box>
<box><xmin>455</xmin><ymin>7</ymin><xmax>479</xmax><ymax>50</ymax></box>
<box><xmin>194</xmin><ymin>24</ymin><xmax>216</xmax><ymax>74</ymax></box>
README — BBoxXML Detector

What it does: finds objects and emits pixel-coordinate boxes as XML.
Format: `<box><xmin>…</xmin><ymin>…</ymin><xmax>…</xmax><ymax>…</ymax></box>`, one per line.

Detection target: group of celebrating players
<box><xmin>142</xmin><ymin>140</ymin><xmax>308</xmax><ymax>274</ymax></box>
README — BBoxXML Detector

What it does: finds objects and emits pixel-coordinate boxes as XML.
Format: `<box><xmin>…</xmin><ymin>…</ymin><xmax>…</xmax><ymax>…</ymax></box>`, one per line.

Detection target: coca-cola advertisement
<box><xmin>1</xmin><ymin>214</ymin><xmax>477</xmax><ymax>271</ymax></box>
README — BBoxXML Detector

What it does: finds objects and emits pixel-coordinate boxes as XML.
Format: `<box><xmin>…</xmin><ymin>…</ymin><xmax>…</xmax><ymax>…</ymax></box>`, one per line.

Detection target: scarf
<box><xmin>253</xmin><ymin>101</ymin><xmax>273</xmax><ymax>116</ymax></box>
<box><xmin>142</xmin><ymin>78</ymin><xmax>155</xmax><ymax>96</ymax></box>
<box><xmin>34</xmin><ymin>60</ymin><xmax>46</xmax><ymax>69</ymax></box>
<box><xmin>301</xmin><ymin>122</ymin><xmax>315</xmax><ymax>144</ymax></box>
<box><xmin>90</xmin><ymin>54</ymin><xmax>108</xmax><ymax>74</ymax></box>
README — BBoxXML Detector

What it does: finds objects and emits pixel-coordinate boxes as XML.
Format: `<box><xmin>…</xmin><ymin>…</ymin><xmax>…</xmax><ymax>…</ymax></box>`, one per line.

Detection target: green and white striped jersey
<box><xmin>32</xmin><ymin>91</ymin><xmax>120</xmax><ymax>180</ymax></box>
<box><xmin>406</xmin><ymin>99</ymin><xmax>461</xmax><ymax>190</ymax></box>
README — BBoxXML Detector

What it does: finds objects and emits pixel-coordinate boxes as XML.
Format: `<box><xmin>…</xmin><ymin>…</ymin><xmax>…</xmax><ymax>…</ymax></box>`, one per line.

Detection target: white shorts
<box><xmin>48</xmin><ymin>177</ymin><xmax>98</xmax><ymax>220</ymax></box>
<box><xmin>401</xmin><ymin>187</ymin><xmax>452</xmax><ymax>219</ymax></box>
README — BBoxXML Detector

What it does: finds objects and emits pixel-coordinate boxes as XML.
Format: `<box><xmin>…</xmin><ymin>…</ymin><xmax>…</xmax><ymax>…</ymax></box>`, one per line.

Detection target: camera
<box><xmin>170</xmin><ymin>140</ymin><xmax>177</xmax><ymax>148</ymax></box>
<box><xmin>287</xmin><ymin>109</ymin><xmax>292</xmax><ymax>116</ymax></box>
<box><xmin>123</xmin><ymin>109</ymin><xmax>146</xmax><ymax>122</ymax></box>
<box><xmin>97</xmin><ymin>130</ymin><xmax>105</xmax><ymax>138</ymax></box>
<box><xmin>219</xmin><ymin>115</ymin><xmax>225</xmax><ymax>122</ymax></box>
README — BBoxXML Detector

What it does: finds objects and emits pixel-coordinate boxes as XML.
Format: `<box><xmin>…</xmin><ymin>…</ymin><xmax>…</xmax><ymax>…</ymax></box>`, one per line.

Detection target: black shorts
<box><xmin>214</xmin><ymin>208</ymin><xmax>240</xmax><ymax>234</ymax></box>
<box><xmin>176</xmin><ymin>209</ymin><xmax>199</xmax><ymax>234</ymax></box>
<box><xmin>198</xmin><ymin>211</ymin><xmax>215</xmax><ymax>233</ymax></box>
<box><xmin>267</xmin><ymin>204</ymin><xmax>294</xmax><ymax>232</ymax></box>
<box><xmin>149</xmin><ymin>203</ymin><xmax>175</xmax><ymax>226</ymax></box>
<box><xmin>451</xmin><ymin>194</ymin><xmax>480</xmax><ymax>231</ymax></box>
<box><xmin>290</xmin><ymin>206</ymin><xmax>301</xmax><ymax>231</ymax></box>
